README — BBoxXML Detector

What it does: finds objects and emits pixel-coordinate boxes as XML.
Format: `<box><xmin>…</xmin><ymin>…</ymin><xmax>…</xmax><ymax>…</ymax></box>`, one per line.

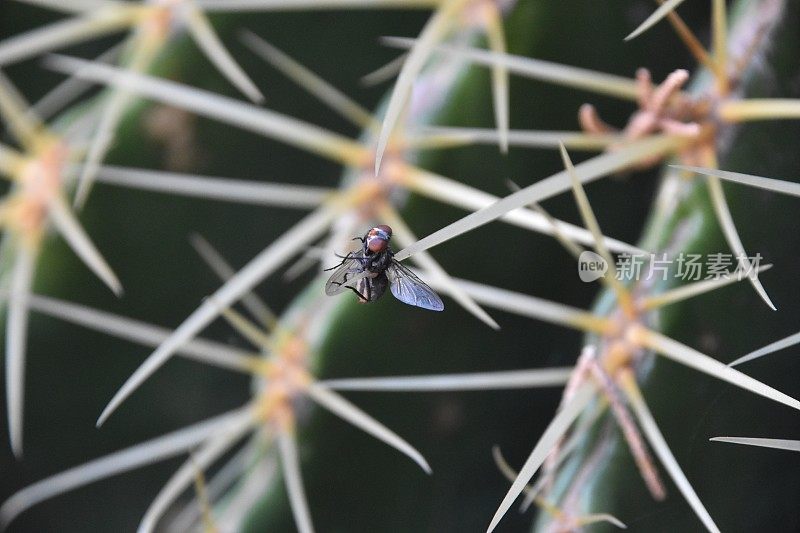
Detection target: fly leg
<box><xmin>328</xmin><ymin>272</ymin><xmax>370</xmax><ymax>302</ymax></box>
<box><xmin>324</xmin><ymin>252</ymin><xmax>355</xmax><ymax>271</ymax></box>
<box><xmin>345</xmin><ymin>285</ymin><xmax>369</xmax><ymax>302</ymax></box>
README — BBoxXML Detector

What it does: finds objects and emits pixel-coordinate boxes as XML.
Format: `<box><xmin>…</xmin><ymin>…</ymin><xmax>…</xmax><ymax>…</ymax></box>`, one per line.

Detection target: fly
<box><xmin>324</xmin><ymin>225</ymin><xmax>444</xmax><ymax>311</ymax></box>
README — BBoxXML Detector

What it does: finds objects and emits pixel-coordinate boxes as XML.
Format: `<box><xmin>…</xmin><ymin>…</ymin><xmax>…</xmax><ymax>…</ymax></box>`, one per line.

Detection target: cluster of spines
<box><xmin>0</xmin><ymin>0</ymin><xmax>798</xmax><ymax>532</ymax></box>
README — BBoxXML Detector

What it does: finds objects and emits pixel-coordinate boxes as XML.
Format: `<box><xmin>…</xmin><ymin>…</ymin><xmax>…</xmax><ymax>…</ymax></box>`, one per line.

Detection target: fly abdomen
<box><xmin>354</xmin><ymin>271</ymin><xmax>388</xmax><ymax>303</ymax></box>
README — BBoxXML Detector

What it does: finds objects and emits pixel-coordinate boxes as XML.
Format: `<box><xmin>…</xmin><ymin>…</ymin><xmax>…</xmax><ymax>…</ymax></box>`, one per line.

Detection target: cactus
<box><xmin>0</xmin><ymin>0</ymin><xmax>798</xmax><ymax>532</ymax></box>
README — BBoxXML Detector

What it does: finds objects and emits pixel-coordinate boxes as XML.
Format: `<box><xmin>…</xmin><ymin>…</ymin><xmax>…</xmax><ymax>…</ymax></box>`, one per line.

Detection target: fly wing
<box><xmin>386</xmin><ymin>261</ymin><xmax>444</xmax><ymax>311</ymax></box>
<box><xmin>325</xmin><ymin>256</ymin><xmax>370</xmax><ymax>295</ymax></box>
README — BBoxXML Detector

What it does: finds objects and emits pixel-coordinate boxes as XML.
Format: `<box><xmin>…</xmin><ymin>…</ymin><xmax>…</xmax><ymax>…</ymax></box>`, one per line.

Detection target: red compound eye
<box><xmin>365</xmin><ymin>224</ymin><xmax>392</xmax><ymax>253</ymax></box>
<box><xmin>367</xmin><ymin>238</ymin><xmax>388</xmax><ymax>253</ymax></box>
